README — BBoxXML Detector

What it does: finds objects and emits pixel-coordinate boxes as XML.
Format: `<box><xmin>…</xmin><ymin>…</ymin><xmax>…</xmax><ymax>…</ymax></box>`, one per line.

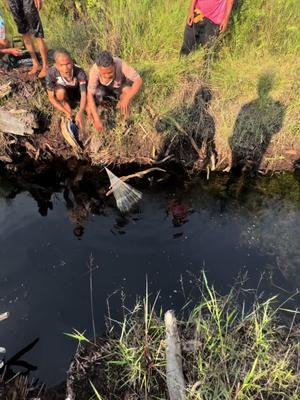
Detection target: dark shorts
<box><xmin>180</xmin><ymin>18</ymin><xmax>219</xmax><ymax>56</ymax></box>
<box><xmin>8</xmin><ymin>0</ymin><xmax>44</xmax><ymax>38</ymax></box>
<box><xmin>55</xmin><ymin>85</ymin><xmax>81</xmax><ymax>109</ymax></box>
<box><xmin>93</xmin><ymin>81</ymin><xmax>131</xmax><ymax>107</ymax></box>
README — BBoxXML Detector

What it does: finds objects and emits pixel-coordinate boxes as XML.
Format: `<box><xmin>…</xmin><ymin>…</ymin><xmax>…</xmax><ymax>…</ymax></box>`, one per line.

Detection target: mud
<box><xmin>1</xmin><ymin>70</ymin><xmax>299</xmax><ymax>176</ymax></box>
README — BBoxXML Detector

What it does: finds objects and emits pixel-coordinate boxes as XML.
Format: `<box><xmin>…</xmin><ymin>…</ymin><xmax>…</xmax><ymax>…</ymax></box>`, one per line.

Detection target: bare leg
<box><xmin>22</xmin><ymin>32</ymin><xmax>40</xmax><ymax>75</ymax></box>
<box><xmin>35</xmin><ymin>37</ymin><xmax>48</xmax><ymax>78</ymax></box>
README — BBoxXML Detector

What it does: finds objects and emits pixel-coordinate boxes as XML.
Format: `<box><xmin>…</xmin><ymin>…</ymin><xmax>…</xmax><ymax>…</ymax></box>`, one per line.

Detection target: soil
<box><xmin>1</xmin><ymin>69</ymin><xmax>299</xmax><ymax>176</ymax></box>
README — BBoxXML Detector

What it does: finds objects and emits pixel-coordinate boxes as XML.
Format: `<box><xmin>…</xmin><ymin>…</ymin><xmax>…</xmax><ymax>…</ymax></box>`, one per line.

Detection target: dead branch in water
<box><xmin>106</xmin><ymin>167</ymin><xmax>166</xmax><ymax>196</ymax></box>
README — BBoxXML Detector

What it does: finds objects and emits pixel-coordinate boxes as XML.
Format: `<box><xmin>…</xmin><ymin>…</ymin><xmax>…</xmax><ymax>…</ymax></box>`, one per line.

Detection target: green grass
<box><xmin>67</xmin><ymin>273</ymin><xmax>300</xmax><ymax>399</ymax></box>
<box><xmin>1</xmin><ymin>0</ymin><xmax>299</xmax><ymax>167</ymax></box>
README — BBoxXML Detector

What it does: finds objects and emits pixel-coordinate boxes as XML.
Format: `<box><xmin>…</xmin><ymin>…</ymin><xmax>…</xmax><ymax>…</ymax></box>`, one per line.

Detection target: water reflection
<box><xmin>0</xmin><ymin>168</ymin><xmax>300</xmax><ymax>384</ymax></box>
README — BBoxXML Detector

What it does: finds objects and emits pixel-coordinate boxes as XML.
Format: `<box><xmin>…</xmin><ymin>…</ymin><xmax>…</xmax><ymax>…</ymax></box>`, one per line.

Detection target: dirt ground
<box><xmin>1</xmin><ymin>69</ymin><xmax>299</xmax><ymax>176</ymax></box>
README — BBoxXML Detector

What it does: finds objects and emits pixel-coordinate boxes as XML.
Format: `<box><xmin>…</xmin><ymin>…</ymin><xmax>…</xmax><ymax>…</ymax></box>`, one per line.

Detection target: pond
<box><xmin>0</xmin><ymin>166</ymin><xmax>300</xmax><ymax>386</ymax></box>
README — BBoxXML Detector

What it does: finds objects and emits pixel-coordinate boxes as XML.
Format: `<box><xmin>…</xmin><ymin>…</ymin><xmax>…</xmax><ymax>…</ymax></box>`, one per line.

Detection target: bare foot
<box><xmin>38</xmin><ymin>67</ymin><xmax>48</xmax><ymax>79</ymax></box>
<box><xmin>28</xmin><ymin>64</ymin><xmax>41</xmax><ymax>76</ymax></box>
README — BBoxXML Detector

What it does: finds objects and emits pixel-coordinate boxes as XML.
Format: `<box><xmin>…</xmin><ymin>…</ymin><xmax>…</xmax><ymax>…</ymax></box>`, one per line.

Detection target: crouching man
<box><xmin>87</xmin><ymin>51</ymin><xmax>143</xmax><ymax>132</ymax></box>
<box><xmin>46</xmin><ymin>48</ymin><xmax>87</xmax><ymax>128</ymax></box>
<box><xmin>0</xmin><ymin>14</ymin><xmax>22</xmax><ymax>58</ymax></box>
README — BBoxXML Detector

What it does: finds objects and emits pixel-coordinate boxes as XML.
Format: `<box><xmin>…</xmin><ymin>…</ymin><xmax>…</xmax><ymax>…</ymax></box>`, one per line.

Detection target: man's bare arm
<box><xmin>34</xmin><ymin>0</ymin><xmax>43</xmax><ymax>11</ymax></box>
<box><xmin>125</xmin><ymin>77</ymin><xmax>143</xmax><ymax>102</ymax></box>
<box><xmin>75</xmin><ymin>90</ymin><xmax>87</xmax><ymax>128</ymax></box>
<box><xmin>117</xmin><ymin>77</ymin><xmax>143</xmax><ymax>116</ymax></box>
<box><xmin>87</xmin><ymin>91</ymin><xmax>104</xmax><ymax>131</ymax></box>
<box><xmin>187</xmin><ymin>0</ymin><xmax>198</xmax><ymax>26</ymax></box>
<box><xmin>220</xmin><ymin>0</ymin><xmax>234</xmax><ymax>32</ymax></box>
<box><xmin>47</xmin><ymin>90</ymin><xmax>72</xmax><ymax>118</ymax></box>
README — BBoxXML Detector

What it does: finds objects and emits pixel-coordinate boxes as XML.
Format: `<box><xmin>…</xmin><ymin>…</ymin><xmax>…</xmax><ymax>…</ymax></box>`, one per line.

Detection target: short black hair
<box><xmin>53</xmin><ymin>48</ymin><xmax>72</xmax><ymax>62</ymax></box>
<box><xmin>96</xmin><ymin>51</ymin><xmax>114</xmax><ymax>67</ymax></box>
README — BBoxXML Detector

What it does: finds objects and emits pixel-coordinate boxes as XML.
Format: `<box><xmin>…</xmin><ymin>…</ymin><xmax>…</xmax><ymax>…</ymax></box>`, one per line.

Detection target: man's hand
<box><xmin>34</xmin><ymin>0</ymin><xmax>43</xmax><ymax>11</ymax></box>
<box><xmin>9</xmin><ymin>48</ymin><xmax>22</xmax><ymax>57</ymax></box>
<box><xmin>94</xmin><ymin>117</ymin><xmax>104</xmax><ymax>132</ymax></box>
<box><xmin>117</xmin><ymin>95</ymin><xmax>130</xmax><ymax>118</ymax></box>
<box><xmin>220</xmin><ymin>18</ymin><xmax>229</xmax><ymax>33</ymax></box>
<box><xmin>187</xmin><ymin>11</ymin><xmax>194</xmax><ymax>26</ymax></box>
<box><xmin>75</xmin><ymin>111</ymin><xmax>84</xmax><ymax>129</ymax></box>
<box><xmin>65</xmin><ymin>110</ymin><xmax>73</xmax><ymax>120</ymax></box>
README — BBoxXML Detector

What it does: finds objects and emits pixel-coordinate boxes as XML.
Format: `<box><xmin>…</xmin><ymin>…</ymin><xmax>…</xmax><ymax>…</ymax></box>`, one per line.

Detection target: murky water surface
<box><xmin>0</xmin><ymin>169</ymin><xmax>300</xmax><ymax>385</ymax></box>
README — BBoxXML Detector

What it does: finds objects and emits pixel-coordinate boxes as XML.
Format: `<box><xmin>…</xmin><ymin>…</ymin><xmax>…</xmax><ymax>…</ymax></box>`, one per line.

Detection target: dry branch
<box><xmin>106</xmin><ymin>167</ymin><xmax>165</xmax><ymax>196</ymax></box>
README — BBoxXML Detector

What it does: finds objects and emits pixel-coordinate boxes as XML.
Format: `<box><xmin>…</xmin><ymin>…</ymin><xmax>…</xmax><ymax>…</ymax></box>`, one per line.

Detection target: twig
<box><xmin>88</xmin><ymin>255</ymin><xmax>97</xmax><ymax>344</ymax></box>
<box><xmin>106</xmin><ymin>167</ymin><xmax>165</xmax><ymax>196</ymax></box>
<box><xmin>164</xmin><ymin>115</ymin><xmax>205</xmax><ymax>159</ymax></box>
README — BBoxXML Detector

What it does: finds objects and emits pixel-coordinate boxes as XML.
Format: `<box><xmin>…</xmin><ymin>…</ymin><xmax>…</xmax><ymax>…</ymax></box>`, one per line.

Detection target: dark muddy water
<box><xmin>0</xmin><ymin>167</ymin><xmax>300</xmax><ymax>385</ymax></box>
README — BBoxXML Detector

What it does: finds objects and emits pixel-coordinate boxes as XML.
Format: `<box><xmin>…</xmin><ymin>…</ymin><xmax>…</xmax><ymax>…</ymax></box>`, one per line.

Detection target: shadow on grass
<box><xmin>156</xmin><ymin>86</ymin><xmax>217</xmax><ymax>168</ymax></box>
<box><xmin>229</xmin><ymin>72</ymin><xmax>286</xmax><ymax>176</ymax></box>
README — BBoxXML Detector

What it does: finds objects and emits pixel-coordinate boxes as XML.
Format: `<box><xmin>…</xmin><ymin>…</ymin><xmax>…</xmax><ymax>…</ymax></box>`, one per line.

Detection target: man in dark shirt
<box><xmin>46</xmin><ymin>48</ymin><xmax>87</xmax><ymax>129</ymax></box>
<box><xmin>8</xmin><ymin>0</ymin><xmax>48</xmax><ymax>77</ymax></box>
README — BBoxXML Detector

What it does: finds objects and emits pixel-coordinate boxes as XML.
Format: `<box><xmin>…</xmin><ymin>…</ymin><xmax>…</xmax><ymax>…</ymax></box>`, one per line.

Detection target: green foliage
<box><xmin>1</xmin><ymin>0</ymin><xmax>299</xmax><ymax>159</ymax></box>
<box><xmin>64</xmin><ymin>328</ymin><xmax>90</xmax><ymax>343</ymax></box>
<box><xmin>69</xmin><ymin>273</ymin><xmax>300</xmax><ymax>399</ymax></box>
<box><xmin>90</xmin><ymin>380</ymin><xmax>104</xmax><ymax>400</ymax></box>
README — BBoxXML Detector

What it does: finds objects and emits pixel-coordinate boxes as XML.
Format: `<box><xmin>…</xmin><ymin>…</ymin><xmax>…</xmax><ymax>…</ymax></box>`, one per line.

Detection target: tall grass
<box><xmin>67</xmin><ymin>273</ymin><xmax>300</xmax><ymax>399</ymax></box>
<box><xmin>1</xmin><ymin>0</ymin><xmax>299</xmax><ymax>160</ymax></box>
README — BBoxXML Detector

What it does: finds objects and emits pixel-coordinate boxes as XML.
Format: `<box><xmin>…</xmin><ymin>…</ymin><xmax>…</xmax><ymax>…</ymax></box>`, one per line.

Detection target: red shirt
<box><xmin>195</xmin><ymin>0</ymin><xmax>227</xmax><ymax>25</ymax></box>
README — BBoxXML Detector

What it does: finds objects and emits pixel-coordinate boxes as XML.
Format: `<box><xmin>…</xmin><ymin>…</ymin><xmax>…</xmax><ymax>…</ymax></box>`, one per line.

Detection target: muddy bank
<box><xmin>1</xmin><ymin>70</ymin><xmax>299</xmax><ymax>175</ymax></box>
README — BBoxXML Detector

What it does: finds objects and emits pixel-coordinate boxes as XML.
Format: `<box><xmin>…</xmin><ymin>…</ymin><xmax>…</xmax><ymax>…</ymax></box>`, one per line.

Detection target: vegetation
<box><xmin>1</xmin><ymin>0</ymin><xmax>299</xmax><ymax>168</ymax></box>
<box><xmin>66</xmin><ymin>273</ymin><xmax>300</xmax><ymax>399</ymax></box>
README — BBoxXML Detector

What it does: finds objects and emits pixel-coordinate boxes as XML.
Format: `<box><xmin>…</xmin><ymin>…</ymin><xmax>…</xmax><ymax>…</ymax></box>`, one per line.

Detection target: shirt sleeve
<box><xmin>87</xmin><ymin>64</ymin><xmax>99</xmax><ymax>95</ymax></box>
<box><xmin>0</xmin><ymin>17</ymin><xmax>6</xmax><ymax>40</ymax></box>
<box><xmin>45</xmin><ymin>68</ymin><xmax>57</xmax><ymax>91</ymax></box>
<box><xmin>77</xmin><ymin>68</ymin><xmax>88</xmax><ymax>93</ymax></box>
<box><xmin>121</xmin><ymin>60</ymin><xmax>140</xmax><ymax>82</ymax></box>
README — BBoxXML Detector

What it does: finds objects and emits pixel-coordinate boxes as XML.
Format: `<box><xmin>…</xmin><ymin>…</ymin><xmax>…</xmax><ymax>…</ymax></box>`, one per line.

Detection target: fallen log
<box><xmin>165</xmin><ymin>310</ymin><xmax>186</xmax><ymax>400</ymax></box>
<box><xmin>0</xmin><ymin>108</ymin><xmax>38</xmax><ymax>136</ymax></box>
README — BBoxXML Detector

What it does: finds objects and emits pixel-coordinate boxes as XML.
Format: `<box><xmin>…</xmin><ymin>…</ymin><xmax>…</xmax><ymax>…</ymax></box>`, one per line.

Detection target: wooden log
<box><xmin>165</xmin><ymin>310</ymin><xmax>186</xmax><ymax>400</ymax></box>
<box><xmin>0</xmin><ymin>109</ymin><xmax>37</xmax><ymax>136</ymax></box>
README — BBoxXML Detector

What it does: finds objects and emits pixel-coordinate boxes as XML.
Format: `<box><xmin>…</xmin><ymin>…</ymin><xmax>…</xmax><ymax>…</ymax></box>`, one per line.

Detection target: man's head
<box><xmin>96</xmin><ymin>51</ymin><xmax>115</xmax><ymax>85</ymax></box>
<box><xmin>54</xmin><ymin>48</ymin><xmax>74</xmax><ymax>79</ymax></box>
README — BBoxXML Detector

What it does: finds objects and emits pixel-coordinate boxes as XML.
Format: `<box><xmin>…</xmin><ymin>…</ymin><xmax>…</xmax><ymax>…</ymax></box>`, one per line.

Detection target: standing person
<box><xmin>180</xmin><ymin>0</ymin><xmax>234</xmax><ymax>55</ymax></box>
<box><xmin>87</xmin><ymin>50</ymin><xmax>143</xmax><ymax>132</ymax></box>
<box><xmin>46</xmin><ymin>48</ymin><xmax>88</xmax><ymax>129</ymax></box>
<box><xmin>7</xmin><ymin>0</ymin><xmax>48</xmax><ymax>78</ymax></box>
<box><xmin>0</xmin><ymin>13</ymin><xmax>22</xmax><ymax>57</ymax></box>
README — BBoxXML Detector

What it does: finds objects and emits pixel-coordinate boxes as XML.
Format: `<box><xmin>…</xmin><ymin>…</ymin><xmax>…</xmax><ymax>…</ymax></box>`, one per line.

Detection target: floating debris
<box><xmin>105</xmin><ymin>167</ymin><xmax>142</xmax><ymax>213</ymax></box>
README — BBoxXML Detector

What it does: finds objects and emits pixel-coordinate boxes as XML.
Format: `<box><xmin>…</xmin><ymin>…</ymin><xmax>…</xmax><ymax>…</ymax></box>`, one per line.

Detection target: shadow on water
<box><xmin>229</xmin><ymin>72</ymin><xmax>285</xmax><ymax>176</ymax></box>
<box><xmin>156</xmin><ymin>86</ymin><xmax>217</xmax><ymax>168</ymax></box>
<box><xmin>1</xmin><ymin>164</ymin><xmax>300</xmax><ymax>387</ymax></box>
